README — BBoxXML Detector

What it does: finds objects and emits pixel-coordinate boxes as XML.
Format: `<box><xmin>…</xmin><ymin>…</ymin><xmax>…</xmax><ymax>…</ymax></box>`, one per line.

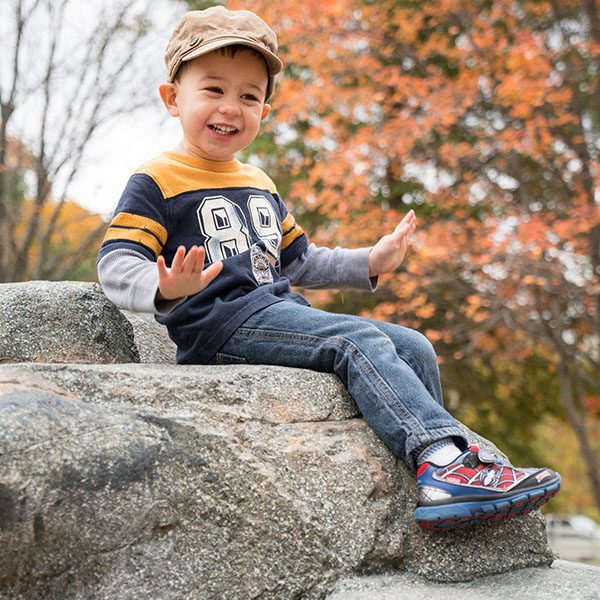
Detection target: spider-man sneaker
<box><xmin>414</xmin><ymin>445</ymin><xmax>561</xmax><ymax>532</ymax></box>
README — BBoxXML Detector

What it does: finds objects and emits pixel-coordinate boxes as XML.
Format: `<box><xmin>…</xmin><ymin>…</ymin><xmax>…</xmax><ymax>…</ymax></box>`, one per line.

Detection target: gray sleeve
<box><xmin>282</xmin><ymin>243</ymin><xmax>378</xmax><ymax>291</ymax></box>
<box><xmin>97</xmin><ymin>248</ymin><xmax>185</xmax><ymax>315</ymax></box>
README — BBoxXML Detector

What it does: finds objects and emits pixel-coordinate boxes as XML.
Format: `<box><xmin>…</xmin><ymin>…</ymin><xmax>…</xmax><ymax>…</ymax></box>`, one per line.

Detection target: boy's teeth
<box><xmin>210</xmin><ymin>124</ymin><xmax>237</xmax><ymax>134</ymax></box>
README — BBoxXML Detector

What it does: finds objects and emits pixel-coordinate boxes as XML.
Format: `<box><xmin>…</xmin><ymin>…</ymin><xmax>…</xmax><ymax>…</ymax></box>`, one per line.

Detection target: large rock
<box><xmin>0</xmin><ymin>281</ymin><xmax>139</xmax><ymax>364</ymax></box>
<box><xmin>120</xmin><ymin>310</ymin><xmax>177</xmax><ymax>364</ymax></box>
<box><xmin>326</xmin><ymin>560</ymin><xmax>600</xmax><ymax>600</ymax></box>
<box><xmin>0</xmin><ymin>280</ymin><xmax>177</xmax><ymax>365</ymax></box>
<box><xmin>0</xmin><ymin>362</ymin><xmax>553</xmax><ymax>600</ymax></box>
<box><xmin>0</xmin><ymin>281</ymin><xmax>561</xmax><ymax>599</ymax></box>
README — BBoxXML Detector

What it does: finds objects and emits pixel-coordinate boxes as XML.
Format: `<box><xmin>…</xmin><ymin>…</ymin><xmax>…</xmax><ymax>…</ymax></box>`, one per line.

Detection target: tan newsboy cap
<box><xmin>165</xmin><ymin>6</ymin><xmax>283</xmax><ymax>100</ymax></box>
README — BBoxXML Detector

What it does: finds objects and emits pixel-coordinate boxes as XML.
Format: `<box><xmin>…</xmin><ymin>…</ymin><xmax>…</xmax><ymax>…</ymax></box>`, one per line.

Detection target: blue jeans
<box><xmin>212</xmin><ymin>300</ymin><xmax>467</xmax><ymax>469</ymax></box>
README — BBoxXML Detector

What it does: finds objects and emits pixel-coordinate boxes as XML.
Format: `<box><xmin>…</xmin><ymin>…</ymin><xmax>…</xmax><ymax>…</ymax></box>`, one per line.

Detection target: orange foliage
<box><xmin>13</xmin><ymin>198</ymin><xmax>105</xmax><ymax>276</ymax></box>
<box><xmin>228</xmin><ymin>0</ymin><xmax>600</xmax><ymax>509</ymax></box>
<box><xmin>228</xmin><ymin>0</ymin><xmax>598</xmax><ymax>389</ymax></box>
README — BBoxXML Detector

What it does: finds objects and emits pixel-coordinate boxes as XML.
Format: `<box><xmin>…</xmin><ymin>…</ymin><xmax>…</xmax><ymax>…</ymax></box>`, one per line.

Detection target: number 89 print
<box><xmin>197</xmin><ymin>195</ymin><xmax>281</xmax><ymax>263</ymax></box>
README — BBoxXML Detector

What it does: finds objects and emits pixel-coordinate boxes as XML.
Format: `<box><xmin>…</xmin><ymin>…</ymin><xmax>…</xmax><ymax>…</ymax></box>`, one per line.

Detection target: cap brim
<box><xmin>168</xmin><ymin>35</ymin><xmax>283</xmax><ymax>83</ymax></box>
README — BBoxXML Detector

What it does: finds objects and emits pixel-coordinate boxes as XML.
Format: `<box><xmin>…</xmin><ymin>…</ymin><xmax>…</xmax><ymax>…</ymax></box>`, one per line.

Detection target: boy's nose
<box><xmin>218</xmin><ymin>100</ymin><xmax>241</xmax><ymax>117</ymax></box>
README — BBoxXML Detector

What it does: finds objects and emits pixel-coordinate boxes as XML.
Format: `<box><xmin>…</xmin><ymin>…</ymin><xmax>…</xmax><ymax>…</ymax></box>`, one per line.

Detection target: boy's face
<box><xmin>160</xmin><ymin>49</ymin><xmax>271</xmax><ymax>162</ymax></box>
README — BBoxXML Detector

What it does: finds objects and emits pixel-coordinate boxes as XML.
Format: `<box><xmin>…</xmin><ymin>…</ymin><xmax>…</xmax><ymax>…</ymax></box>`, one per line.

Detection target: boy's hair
<box><xmin>165</xmin><ymin>7</ymin><xmax>283</xmax><ymax>100</ymax></box>
<box><xmin>174</xmin><ymin>44</ymin><xmax>271</xmax><ymax>99</ymax></box>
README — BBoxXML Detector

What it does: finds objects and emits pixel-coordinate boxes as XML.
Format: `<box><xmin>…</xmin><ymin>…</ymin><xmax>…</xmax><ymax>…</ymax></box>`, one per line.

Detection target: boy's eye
<box><xmin>205</xmin><ymin>86</ymin><xmax>223</xmax><ymax>94</ymax></box>
<box><xmin>242</xmin><ymin>93</ymin><xmax>260</xmax><ymax>102</ymax></box>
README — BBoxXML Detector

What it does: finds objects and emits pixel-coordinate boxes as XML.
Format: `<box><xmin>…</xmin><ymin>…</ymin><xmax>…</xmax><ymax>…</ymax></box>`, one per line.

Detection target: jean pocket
<box><xmin>212</xmin><ymin>352</ymin><xmax>249</xmax><ymax>365</ymax></box>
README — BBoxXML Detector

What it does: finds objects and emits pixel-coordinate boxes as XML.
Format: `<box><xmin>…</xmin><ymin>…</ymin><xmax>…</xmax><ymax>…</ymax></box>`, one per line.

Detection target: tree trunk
<box><xmin>558</xmin><ymin>357</ymin><xmax>600</xmax><ymax>512</ymax></box>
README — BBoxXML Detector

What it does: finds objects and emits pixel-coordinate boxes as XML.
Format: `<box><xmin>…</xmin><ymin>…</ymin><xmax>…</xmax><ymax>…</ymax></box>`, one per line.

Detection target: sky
<box><xmin>68</xmin><ymin>1</ymin><xmax>183</xmax><ymax>218</ymax></box>
<box><xmin>1</xmin><ymin>0</ymin><xmax>187</xmax><ymax>219</ymax></box>
<box><xmin>70</xmin><ymin>107</ymin><xmax>181</xmax><ymax>218</ymax></box>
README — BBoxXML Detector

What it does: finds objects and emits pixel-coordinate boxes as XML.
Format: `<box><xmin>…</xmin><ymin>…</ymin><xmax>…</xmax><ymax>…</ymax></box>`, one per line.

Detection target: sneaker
<box><xmin>414</xmin><ymin>445</ymin><xmax>561</xmax><ymax>532</ymax></box>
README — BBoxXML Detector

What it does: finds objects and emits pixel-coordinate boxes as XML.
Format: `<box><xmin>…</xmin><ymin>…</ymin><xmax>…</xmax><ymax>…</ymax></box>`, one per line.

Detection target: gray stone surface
<box><xmin>0</xmin><ymin>281</ymin><xmax>138</xmax><ymax>364</ymax></box>
<box><xmin>121</xmin><ymin>310</ymin><xmax>177</xmax><ymax>364</ymax></box>
<box><xmin>326</xmin><ymin>560</ymin><xmax>600</xmax><ymax>600</ymax></box>
<box><xmin>0</xmin><ymin>281</ymin><xmax>565</xmax><ymax>599</ymax></box>
<box><xmin>0</xmin><ymin>363</ymin><xmax>554</xmax><ymax>600</ymax></box>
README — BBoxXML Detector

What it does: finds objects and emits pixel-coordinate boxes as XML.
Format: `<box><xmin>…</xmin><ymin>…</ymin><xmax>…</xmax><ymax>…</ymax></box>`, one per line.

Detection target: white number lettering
<box><xmin>197</xmin><ymin>196</ymin><xmax>251</xmax><ymax>262</ymax></box>
<box><xmin>247</xmin><ymin>195</ymin><xmax>281</xmax><ymax>262</ymax></box>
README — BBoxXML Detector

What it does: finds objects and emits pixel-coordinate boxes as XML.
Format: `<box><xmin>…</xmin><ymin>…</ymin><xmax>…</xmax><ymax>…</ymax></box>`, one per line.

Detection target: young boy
<box><xmin>98</xmin><ymin>6</ymin><xmax>561</xmax><ymax>532</ymax></box>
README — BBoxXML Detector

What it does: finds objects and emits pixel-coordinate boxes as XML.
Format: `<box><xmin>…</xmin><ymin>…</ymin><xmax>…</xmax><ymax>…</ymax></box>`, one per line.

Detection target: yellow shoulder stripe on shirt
<box><xmin>281</xmin><ymin>213</ymin><xmax>304</xmax><ymax>249</ymax></box>
<box><xmin>136</xmin><ymin>155</ymin><xmax>278</xmax><ymax>199</ymax></box>
<box><xmin>102</xmin><ymin>212</ymin><xmax>167</xmax><ymax>256</ymax></box>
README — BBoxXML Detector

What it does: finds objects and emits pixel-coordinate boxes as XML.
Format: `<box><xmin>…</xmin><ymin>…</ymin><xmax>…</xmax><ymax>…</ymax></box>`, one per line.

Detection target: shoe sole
<box><xmin>414</xmin><ymin>476</ymin><xmax>561</xmax><ymax>532</ymax></box>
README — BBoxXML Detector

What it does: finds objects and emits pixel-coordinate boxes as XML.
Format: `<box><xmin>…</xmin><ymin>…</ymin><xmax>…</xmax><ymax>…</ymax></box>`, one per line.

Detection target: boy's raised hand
<box><xmin>156</xmin><ymin>245</ymin><xmax>223</xmax><ymax>301</ymax></box>
<box><xmin>368</xmin><ymin>210</ymin><xmax>416</xmax><ymax>277</ymax></box>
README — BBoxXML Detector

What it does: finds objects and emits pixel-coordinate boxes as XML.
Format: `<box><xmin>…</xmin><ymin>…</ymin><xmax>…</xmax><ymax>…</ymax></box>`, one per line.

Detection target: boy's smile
<box><xmin>160</xmin><ymin>49</ymin><xmax>271</xmax><ymax>162</ymax></box>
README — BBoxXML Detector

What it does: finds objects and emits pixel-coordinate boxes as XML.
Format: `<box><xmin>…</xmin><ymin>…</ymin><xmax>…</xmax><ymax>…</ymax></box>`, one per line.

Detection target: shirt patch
<box><xmin>251</xmin><ymin>244</ymin><xmax>274</xmax><ymax>285</ymax></box>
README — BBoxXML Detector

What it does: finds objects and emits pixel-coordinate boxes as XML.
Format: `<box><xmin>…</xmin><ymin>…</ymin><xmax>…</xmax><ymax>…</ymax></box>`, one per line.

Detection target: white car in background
<box><xmin>546</xmin><ymin>514</ymin><xmax>600</xmax><ymax>565</ymax></box>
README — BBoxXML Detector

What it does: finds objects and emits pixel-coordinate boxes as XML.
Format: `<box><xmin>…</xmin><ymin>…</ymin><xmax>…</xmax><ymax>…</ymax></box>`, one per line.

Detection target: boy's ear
<box><xmin>159</xmin><ymin>82</ymin><xmax>179</xmax><ymax>117</ymax></box>
<box><xmin>261</xmin><ymin>104</ymin><xmax>271</xmax><ymax>121</ymax></box>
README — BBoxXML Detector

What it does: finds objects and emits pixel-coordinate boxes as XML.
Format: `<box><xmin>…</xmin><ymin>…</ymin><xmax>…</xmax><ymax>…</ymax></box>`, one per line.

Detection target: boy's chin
<box><xmin>177</xmin><ymin>142</ymin><xmax>236</xmax><ymax>162</ymax></box>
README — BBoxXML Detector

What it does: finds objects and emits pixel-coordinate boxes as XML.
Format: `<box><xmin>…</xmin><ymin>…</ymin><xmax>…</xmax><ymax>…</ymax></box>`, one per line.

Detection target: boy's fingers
<box><xmin>194</xmin><ymin>246</ymin><xmax>206</xmax><ymax>272</ymax></box>
<box><xmin>394</xmin><ymin>223</ymin><xmax>411</xmax><ymax>238</ymax></box>
<box><xmin>171</xmin><ymin>245</ymin><xmax>186</xmax><ymax>271</ymax></box>
<box><xmin>395</xmin><ymin>211</ymin><xmax>416</xmax><ymax>232</ymax></box>
<box><xmin>400</xmin><ymin>209</ymin><xmax>415</xmax><ymax>223</ymax></box>
<box><xmin>201</xmin><ymin>260</ymin><xmax>223</xmax><ymax>287</ymax></box>
<box><xmin>181</xmin><ymin>246</ymin><xmax>198</xmax><ymax>274</ymax></box>
<box><xmin>397</xmin><ymin>218</ymin><xmax>417</xmax><ymax>235</ymax></box>
<box><xmin>157</xmin><ymin>255</ymin><xmax>168</xmax><ymax>278</ymax></box>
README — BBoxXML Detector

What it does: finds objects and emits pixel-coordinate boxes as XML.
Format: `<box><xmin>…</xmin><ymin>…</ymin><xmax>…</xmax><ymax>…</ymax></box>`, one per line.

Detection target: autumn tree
<box><xmin>222</xmin><ymin>0</ymin><xmax>600</xmax><ymax>512</ymax></box>
<box><xmin>0</xmin><ymin>0</ymin><xmax>160</xmax><ymax>282</ymax></box>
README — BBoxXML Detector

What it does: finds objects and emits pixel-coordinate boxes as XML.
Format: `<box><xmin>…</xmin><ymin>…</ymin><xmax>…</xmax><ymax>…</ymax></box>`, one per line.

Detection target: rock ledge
<box><xmin>0</xmin><ymin>281</ymin><xmax>564</xmax><ymax>600</ymax></box>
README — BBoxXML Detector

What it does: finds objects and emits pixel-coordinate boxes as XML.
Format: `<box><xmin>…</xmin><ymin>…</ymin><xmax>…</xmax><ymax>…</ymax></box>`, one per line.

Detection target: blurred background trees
<box><xmin>222</xmin><ymin>0</ymin><xmax>600</xmax><ymax>517</ymax></box>
<box><xmin>0</xmin><ymin>0</ymin><xmax>159</xmax><ymax>281</ymax></box>
<box><xmin>2</xmin><ymin>0</ymin><xmax>598</xmax><ymax>518</ymax></box>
